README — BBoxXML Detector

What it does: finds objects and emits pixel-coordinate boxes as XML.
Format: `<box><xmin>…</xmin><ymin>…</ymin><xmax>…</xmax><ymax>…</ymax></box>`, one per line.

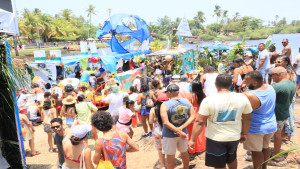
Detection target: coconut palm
<box><xmin>233</xmin><ymin>12</ymin><xmax>240</xmax><ymax>21</ymax></box>
<box><xmin>61</xmin><ymin>9</ymin><xmax>72</xmax><ymax>21</ymax></box>
<box><xmin>222</xmin><ymin>10</ymin><xmax>228</xmax><ymax>24</ymax></box>
<box><xmin>86</xmin><ymin>5</ymin><xmax>96</xmax><ymax>38</ymax></box>
<box><xmin>213</xmin><ymin>5</ymin><xmax>222</xmax><ymax>33</ymax></box>
<box><xmin>194</xmin><ymin>11</ymin><xmax>206</xmax><ymax>29</ymax></box>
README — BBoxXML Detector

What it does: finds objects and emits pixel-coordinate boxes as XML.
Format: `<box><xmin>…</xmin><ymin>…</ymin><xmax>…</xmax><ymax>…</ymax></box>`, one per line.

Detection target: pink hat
<box><xmin>157</xmin><ymin>93</ymin><xmax>169</xmax><ymax>102</ymax></box>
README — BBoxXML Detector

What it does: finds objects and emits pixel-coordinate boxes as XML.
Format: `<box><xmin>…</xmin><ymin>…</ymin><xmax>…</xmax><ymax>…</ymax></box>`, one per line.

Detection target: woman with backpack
<box><xmin>137</xmin><ymin>84</ymin><xmax>157</xmax><ymax>137</ymax></box>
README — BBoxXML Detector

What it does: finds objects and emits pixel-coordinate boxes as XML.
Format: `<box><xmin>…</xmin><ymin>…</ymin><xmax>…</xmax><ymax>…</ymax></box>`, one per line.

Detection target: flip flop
<box><xmin>272</xmin><ymin>156</ymin><xmax>285</xmax><ymax>162</ymax></box>
<box><xmin>49</xmin><ymin>148</ymin><xmax>57</xmax><ymax>152</ymax></box>
<box><xmin>31</xmin><ymin>151</ymin><xmax>41</xmax><ymax>156</ymax></box>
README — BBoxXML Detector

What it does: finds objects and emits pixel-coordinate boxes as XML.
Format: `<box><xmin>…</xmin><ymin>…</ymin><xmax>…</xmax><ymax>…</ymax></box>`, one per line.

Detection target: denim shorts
<box><xmin>140</xmin><ymin>106</ymin><xmax>151</xmax><ymax>116</ymax></box>
<box><xmin>90</xmin><ymin>82</ymin><xmax>96</xmax><ymax>87</ymax></box>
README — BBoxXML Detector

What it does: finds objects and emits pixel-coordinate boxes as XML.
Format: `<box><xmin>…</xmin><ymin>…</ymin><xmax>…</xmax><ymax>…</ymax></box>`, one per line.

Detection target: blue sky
<box><xmin>16</xmin><ymin>0</ymin><xmax>300</xmax><ymax>26</ymax></box>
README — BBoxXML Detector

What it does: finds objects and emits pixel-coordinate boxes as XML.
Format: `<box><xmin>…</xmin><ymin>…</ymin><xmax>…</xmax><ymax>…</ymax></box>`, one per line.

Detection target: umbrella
<box><xmin>60</xmin><ymin>78</ymin><xmax>80</xmax><ymax>88</ymax></box>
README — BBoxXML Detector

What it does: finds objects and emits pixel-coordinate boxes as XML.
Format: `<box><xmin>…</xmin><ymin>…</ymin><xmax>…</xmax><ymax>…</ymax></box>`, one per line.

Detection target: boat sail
<box><xmin>177</xmin><ymin>16</ymin><xmax>192</xmax><ymax>37</ymax></box>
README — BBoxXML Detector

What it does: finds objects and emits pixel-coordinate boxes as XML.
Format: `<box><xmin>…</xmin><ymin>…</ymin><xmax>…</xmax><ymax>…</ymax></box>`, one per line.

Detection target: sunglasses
<box><xmin>282</xmin><ymin>42</ymin><xmax>287</xmax><ymax>44</ymax></box>
<box><xmin>275</xmin><ymin>61</ymin><xmax>281</xmax><ymax>63</ymax></box>
<box><xmin>51</xmin><ymin>125</ymin><xmax>61</xmax><ymax>129</ymax></box>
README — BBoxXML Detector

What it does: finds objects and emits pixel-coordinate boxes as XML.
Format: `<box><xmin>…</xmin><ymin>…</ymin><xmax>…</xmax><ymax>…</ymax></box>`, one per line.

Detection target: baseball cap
<box><xmin>52</xmin><ymin>82</ymin><xmax>57</xmax><ymax>86</ymax></box>
<box><xmin>164</xmin><ymin>84</ymin><xmax>180</xmax><ymax>92</ymax></box>
<box><xmin>71</xmin><ymin>124</ymin><xmax>92</xmax><ymax>139</ymax></box>
<box><xmin>157</xmin><ymin>93</ymin><xmax>169</xmax><ymax>102</ymax></box>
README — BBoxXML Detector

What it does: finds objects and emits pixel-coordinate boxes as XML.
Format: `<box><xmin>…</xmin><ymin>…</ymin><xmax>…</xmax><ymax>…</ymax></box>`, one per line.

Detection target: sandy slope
<box><xmin>25</xmin><ymin>102</ymin><xmax>300</xmax><ymax>169</ymax></box>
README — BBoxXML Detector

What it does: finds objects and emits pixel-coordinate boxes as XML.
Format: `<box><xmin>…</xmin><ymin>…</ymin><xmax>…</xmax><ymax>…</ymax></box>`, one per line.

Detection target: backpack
<box><xmin>145</xmin><ymin>94</ymin><xmax>154</xmax><ymax>108</ymax></box>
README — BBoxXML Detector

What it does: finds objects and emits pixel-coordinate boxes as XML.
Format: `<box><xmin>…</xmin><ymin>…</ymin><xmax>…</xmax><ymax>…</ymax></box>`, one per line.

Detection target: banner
<box><xmin>80</xmin><ymin>41</ymin><xmax>88</xmax><ymax>55</ymax></box>
<box><xmin>118</xmin><ymin>68</ymin><xmax>144</xmax><ymax>91</ymax></box>
<box><xmin>34</xmin><ymin>50</ymin><xmax>46</xmax><ymax>63</ymax></box>
<box><xmin>27</xmin><ymin>63</ymin><xmax>57</xmax><ymax>83</ymax></box>
<box><xmin>89</xmin><ymin>42</ymin><xmax>98</xmax><ymax>55</ymax></box>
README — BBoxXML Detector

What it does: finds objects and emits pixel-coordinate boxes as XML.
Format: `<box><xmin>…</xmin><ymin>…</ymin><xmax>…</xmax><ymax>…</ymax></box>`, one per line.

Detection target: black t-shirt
<box><xmin>54</xmin><ymin>133</ymin><xmax>65</xmax><ymax>165</ymax></box>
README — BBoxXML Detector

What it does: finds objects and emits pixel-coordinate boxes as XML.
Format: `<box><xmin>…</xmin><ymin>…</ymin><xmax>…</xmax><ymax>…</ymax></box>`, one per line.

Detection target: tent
<box><xmin>0</xmin><ymin>0</ymin><xmax>19</xmax><ymax>36</ymax></box>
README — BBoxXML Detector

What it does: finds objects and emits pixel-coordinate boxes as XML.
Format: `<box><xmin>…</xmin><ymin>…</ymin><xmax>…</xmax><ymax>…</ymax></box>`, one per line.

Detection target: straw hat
<box><xmin>107</xmin><ymin>78</ymin><xmax>118</xmax><ymax>86</ymax></box>
<box><xmin>61</xmin><ymin>78</ymin><xmax>80</xmax><ymax>88</ymax></box>
<box><xmin>62</xmin><ymin>95</ymin><xmax>77</xmax><ymax>105</ymax></box>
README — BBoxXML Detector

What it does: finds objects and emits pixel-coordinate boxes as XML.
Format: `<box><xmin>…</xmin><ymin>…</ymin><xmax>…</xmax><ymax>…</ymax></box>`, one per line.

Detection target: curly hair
<box><xmin>141</xmin><ymin>84</ymin><xmax>149</xmax><ymax>92</ymax></box>
<box><xmin>43</xmin><ymin>99</ymin><xmax>52</xmax><ymax>110</ymax></box>
<box><xmin>91</xmin><ymin>111</ymin><xmax>113</xmax><ymax>132</ymax></box>
<box><xmin>151</xmin><ymin>79</ymin><xmax>160</xmax><ymax>89</ymax></box>
<box><xmin>64</xmin><ymin>84</ymin><xmax>74</xmax><ymax>92</ymax></box>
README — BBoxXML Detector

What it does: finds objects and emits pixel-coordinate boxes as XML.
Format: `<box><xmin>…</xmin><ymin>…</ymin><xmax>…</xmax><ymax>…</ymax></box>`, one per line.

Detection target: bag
<box><xmin>133</xmin><ymin>101</ymin><xmax>141</xmax><ymax>112</ymax></box>
<box><xmin>96</xmin><ymin>139</ymin><xmax>114</xmax><ymax>169</ymax></box>
<box><xmin>145</xmin><ymin>94</ymin><xmax>154</xmax><ymax>108</ymax></box>
<box><xmin>236</xmin><ymin>74</ymin><xmax>243</xmax><ymax>86</ymax></box>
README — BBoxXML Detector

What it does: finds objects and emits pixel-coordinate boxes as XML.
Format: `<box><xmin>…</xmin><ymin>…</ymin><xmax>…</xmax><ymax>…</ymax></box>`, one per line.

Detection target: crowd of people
<box><xmin>16</xmin><ymin>38</ymin><xmax>299</xmax><ymax>169</ymax></box>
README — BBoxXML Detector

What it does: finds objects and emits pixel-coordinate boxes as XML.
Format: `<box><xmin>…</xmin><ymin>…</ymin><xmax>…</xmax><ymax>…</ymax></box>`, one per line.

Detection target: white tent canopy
<box><xmin>0</xmin><ymin>0</ymin><xmax>19</xmax><ymax>36</ymax></box>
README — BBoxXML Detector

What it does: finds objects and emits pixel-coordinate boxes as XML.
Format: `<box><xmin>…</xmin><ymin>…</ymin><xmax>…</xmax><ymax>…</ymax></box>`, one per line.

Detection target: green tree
<box><xmin>86</xmin><ymin>4</ymin><xmax>96</xmax><ymax>38</ymax></box>
<box><xmin>194</xmin><ymin>11</ymin><xmax>206</xmax><ymax>29</ymax></box>
<box><xmin>61</xmin><ymin>9</ymin><xmax>72</xmax><ymax>21</ymax></box>
<box><xmin>213</xmin><ymin>5</ymin><xmax>222</xmax><ymax>32</ymax></box>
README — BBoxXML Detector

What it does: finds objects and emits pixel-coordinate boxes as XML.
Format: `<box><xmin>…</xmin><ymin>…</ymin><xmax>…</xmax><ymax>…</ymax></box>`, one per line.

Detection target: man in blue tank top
<box><xmin>160</xmin><ymin>84</ymin><xmax>195</xmax><ymax>169</ymax></box>
<box><xmin>243</xmin><ymin>71</ymin><xmax>277</xmax><ymax>169</ymax></box>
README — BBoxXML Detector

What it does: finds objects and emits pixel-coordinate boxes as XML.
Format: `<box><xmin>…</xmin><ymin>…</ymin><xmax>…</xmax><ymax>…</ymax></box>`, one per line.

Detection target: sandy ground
<box><xmin>25</xmin><ymin>101</ymin><xmax>300</xmax><ymax>169</ymax></box>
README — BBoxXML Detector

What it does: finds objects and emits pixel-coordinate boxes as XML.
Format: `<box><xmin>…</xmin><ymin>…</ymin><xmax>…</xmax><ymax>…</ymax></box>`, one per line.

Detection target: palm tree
<box><xmin>86</xmin><ymin>5</ymin><xmax>96</xmax><ymax>38</ymax></box>
<box><xmin>233</xmin><ymin>12</ymin><xmax>240</xmax><ymax>21</ymax></box>
<box><xmin>213</xmin><ymin>5</ymin><xmax>222</xmax><ymax>33</ymax></box>
<box><xmin>61</xmin><ymin>9</ymin><xmax>72</xmax><ymax>21</ymax></box>
<box><xmin>222</xmin><ymin>10</ymin><xmax>228</xmax><ymax>24</ymax></box>
<box><xmin>194</xmin><ymin>11</ymin><xmax>205</xmax><ymax>29</ymax></box>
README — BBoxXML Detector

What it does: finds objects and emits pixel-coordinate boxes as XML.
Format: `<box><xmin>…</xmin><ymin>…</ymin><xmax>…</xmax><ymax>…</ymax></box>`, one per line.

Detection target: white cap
<box><xmin>71</xmin><ymin>124</ymin><xmax>92</xmax><ymax>139</ymax></box>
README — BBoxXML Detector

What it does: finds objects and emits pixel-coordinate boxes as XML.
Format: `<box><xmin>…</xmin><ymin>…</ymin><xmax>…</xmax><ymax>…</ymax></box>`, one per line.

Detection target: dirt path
<box><xmin>25</xmin><ymin>102</ymin><xmax>300</xmax><ymax>169</ymax></box>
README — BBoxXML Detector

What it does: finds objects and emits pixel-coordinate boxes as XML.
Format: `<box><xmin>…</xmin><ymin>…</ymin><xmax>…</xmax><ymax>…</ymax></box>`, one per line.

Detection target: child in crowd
<box><xmin>89</xmin><ymin>73</ymin><xmax>96</xmax><ymax>90</ymax></box>
<box><xmin>52</xmin><ymin>93</ymin><xmax>62</xmax><ymax>118</ymax></box>
<box><xmin>116</xmin><ymin>100</ymin><xmax>136</xmax><ymax>138</ymax></box>
<box><xmin>27</xmin><ymin>100</ymin><xmax>41</xmax><ymax>126</ymax></box>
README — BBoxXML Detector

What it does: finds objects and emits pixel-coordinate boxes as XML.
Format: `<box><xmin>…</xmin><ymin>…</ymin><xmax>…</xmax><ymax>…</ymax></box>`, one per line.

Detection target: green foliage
<box><xmin>258</xmin><ymin>146</ymin><xmax>300</xmax><ymax>169</ymax></box>
<box><xmin>18</xmin><ymin>8</ymin><xmax>97</xmax><ymax>43</ymax></box>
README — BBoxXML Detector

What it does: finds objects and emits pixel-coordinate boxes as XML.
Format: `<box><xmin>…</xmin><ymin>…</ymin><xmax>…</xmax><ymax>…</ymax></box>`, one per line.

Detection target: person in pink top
<box><xmin>116</xmin><ymin>100</ymin><xmax>136</xmax><ymax>138</ymax></box>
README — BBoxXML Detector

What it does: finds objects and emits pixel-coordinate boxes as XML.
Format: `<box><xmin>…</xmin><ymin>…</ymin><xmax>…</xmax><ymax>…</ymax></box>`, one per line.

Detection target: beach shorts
<box><xmin>65</xmin><ymin>117</ymin><xmax>74</xmax><ymax>128</ymax></box>
<box><xmin>244</xmin><ymin>132</ymin><xmax>275</xmax><ymax>151</ymax></box>
<box><xmin>140</xmin><ymin>106</ymin><xmax>151</xmax><ymax>116</ymax></box>
<box><xmin>153</xmin><ymin>126</ymin><xmax>163</xmax><ymax>152</ymax></box>
<box><xmin>162</xmin><ymin>137</ymin><xmax>188</xmax><ymax>155</ymax></box>
<box><xmin>43</xmin><ymin>125</ymin><xmax>53</xmax><ymax>133</ymax></box>
<box><xmin>277</xmin><ymin>120</ymin><xmax>287</xmax><ymax>131</ymax></box>
<box><xmin>259</xmin><ymin>68</ymin><xmax>269</xmax><ymax>82</ymax></box>
<box><xmin>29</xmin><ymin>116</ymin><xmax>41</xmax><ymax>122</ymax></box>
<box><xmin>90</xmin><ymin>82</ymin><xmax>96</xmax><ymax>87</ymax></box>
<box><xmin>205</xmin><ymin>138</ymin><xmax>239</xmax><ymax>168</ymax></box>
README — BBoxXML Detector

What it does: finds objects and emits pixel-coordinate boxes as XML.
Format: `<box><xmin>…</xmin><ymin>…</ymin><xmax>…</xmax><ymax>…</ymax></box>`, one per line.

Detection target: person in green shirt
<box><xmin>270</xmin><ymin>66</ymin><xmax>296</xmax><ymax>162</ymax></box>
<box><xmin>75</xmin><ymin>95</ymin><xmax>98</xmax><ymax>142</ymax></box>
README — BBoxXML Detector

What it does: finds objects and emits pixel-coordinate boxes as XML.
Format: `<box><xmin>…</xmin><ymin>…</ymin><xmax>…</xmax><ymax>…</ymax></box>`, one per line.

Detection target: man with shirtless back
<box><xmin>281</xmin><ymin>39</ymin><xmax>292</xmax><ymax>59</ymax></box>
<box><xmin>164</xmin><ymin>58</ymin><xmax>174</xmax><ymax>75</ymax></box>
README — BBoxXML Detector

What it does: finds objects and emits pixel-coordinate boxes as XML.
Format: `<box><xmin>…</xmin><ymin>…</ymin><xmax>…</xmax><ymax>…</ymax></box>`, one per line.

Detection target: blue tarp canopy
<box><xmin>34</xmin><ymin>50</ymin><xmax>152</xmax><ymax>73</ymax></box>
<box><xmin>96</xmin><ymin>14</ymin><xmax>151</xmax><ymax>53</ymax></box>
<box><xmin>208</xmin><ymin>44</ymin><xmax>229</xmax><ymax>50</ymax></box>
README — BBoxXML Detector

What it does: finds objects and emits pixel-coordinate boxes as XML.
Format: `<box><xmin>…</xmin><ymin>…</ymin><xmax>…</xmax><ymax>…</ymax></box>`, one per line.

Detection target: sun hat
<box><xmin>164</xmin><ymin>84</ymin><xmax>180</xmax><ymax>92</ymax></box>
<box><xmin>71</xmin><ymin>124</ymin><xmax>92</xmax><ymax>139</ymax></box>
<box><xmin>107</xmin><ymin>78</ymin><xmax>118</xmax><ymax>86</ymax></box>
<box><xmin>61</xmin><ymin>78</ymin><xmax>80</xmax><ymax>88</ymax></box>
<box><xmin>62</xmin><ymin>95</ymin><xmax>77</xmax><ymax>105</ymax></box>
<box><xmin>157</xmin><ymin>93</ymin><xmax>169</xmax><ymax>102</ymax></box>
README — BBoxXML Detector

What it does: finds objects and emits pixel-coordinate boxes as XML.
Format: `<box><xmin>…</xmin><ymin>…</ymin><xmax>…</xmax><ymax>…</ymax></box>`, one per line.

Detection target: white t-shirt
<box><xmin>89</xmin><ymin>75</ymin><xmax>96</xmax><ymax>83</ymax></box>
<box><xmin>104</xmin><ymin>91</ymin><xmax>127</xmax><ymax>116</ymax></box>
<box><xmin>27</xmin><ymin>105</ymin><xmax>38</xmax><ymax>120</ymax></box>
<box><xmin>198</xmin><ymin>92</ymin><xmax>252</xmax><ymax>142</ymax></box>
<box><xmin>53</xmin><ymin>86</ymin><xmax>63</xmax><ymax>98</ymax></box>
<box><xmin>256</xmin><ymin>49</ymin><xmax>271</xmax><ymax>70</ymax></box>
<box><xmin>294</xmin><ymin>55</ymin><xmax>300</xmax><ymax>75</ymax></box>
<box><xmin>132</xmin><ymin>78</ymin><xmax>141</xmax><ymax>92</ymax></box>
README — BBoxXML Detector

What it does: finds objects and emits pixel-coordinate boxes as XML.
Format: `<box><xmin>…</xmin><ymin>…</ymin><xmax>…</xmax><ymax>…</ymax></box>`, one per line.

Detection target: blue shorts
<box><xmin>29</xmin><ymin>117</ymin><xmax>41</xmax><ymax>122</ymax></box>
<box><xmin>296</xmin><ymin>75</ymin><xmax>300</xmax><ymax>85</ymax></box>
<box><xmin>90</xmin><ymin>82</ymin><xmax>96</xmax><ymax>87</ymax></box>
<box><xmin>66</xmin><ymin>117</ymin><xmax>74</xmax><ymax>128</ymax></box>
<box><xmin>140</xmin><ymin>106</ymin><xmax>151</xmax><ymax>116</ymax></box>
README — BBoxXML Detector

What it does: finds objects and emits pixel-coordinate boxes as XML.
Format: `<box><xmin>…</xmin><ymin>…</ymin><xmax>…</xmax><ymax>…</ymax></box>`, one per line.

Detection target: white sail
<box><xmin>177</xmin><ymin>16</ymin><xmax>192</xmax><ymax>37</ymax></box>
